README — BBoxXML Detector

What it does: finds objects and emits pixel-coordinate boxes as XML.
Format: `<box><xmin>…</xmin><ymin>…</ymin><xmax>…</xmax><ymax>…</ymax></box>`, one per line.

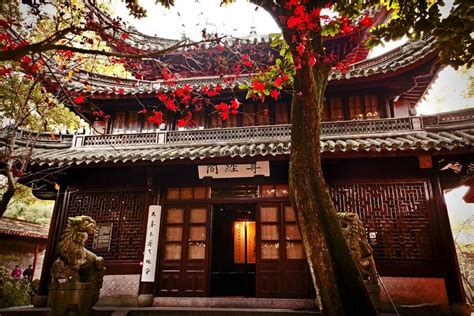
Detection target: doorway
<box><xmin>211</xmin><ymin>205</ymin><xmax>256</xmax><ymax>297</ymax></box>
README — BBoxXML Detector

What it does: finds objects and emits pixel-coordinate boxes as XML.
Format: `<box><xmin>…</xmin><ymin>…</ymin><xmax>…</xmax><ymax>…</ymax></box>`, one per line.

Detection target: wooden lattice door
<box><xmin>157</xmin><ymin>205</ymin><xmax>210</xmax><ymax>296</ymax></box>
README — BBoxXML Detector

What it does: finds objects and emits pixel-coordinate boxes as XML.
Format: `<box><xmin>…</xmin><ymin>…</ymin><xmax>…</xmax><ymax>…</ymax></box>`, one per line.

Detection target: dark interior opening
<box><xmin>211</xmin><ymin>204</ymin><xmax>256</xmax><ymax>297</ymax></box>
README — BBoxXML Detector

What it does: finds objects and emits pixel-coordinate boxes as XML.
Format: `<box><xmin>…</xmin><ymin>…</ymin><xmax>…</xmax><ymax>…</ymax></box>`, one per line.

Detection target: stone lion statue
<box><xmin>51</xmin><ymin>216</ymin><xmax>105</xmax><ymax>301</ymax></box>
<box><xmin>337</xmin><ymin>212</ymin><xmax>378</xmax><ymax>285</ymax></box>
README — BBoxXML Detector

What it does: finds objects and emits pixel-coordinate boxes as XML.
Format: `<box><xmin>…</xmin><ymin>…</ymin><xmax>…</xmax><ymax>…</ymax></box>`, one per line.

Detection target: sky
<box><xmin>445</xmin><ymin>186</ymin><xmax>473</xmax><ymax>245</ymax></box>
<box><xmin>110</xmin><ymin>0</ymin><xmax>279</xmax><ymax>40</ymax></box>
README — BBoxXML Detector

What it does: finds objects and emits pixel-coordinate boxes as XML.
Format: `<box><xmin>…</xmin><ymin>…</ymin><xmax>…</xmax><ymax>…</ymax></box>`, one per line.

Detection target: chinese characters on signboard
<box><xmin>92</xmin><ymin>223</ymin><xmax>113</xmax><ymax>252</ymax></box>
<box><xmin>197</xmin><ymin>161</ymin><xmax>270</xmax><ymax>179</ymax></box>
<box><xmin>141</xmin><ymin>205</ymin><xmax>162</xmax><ymax>282</ymax></box>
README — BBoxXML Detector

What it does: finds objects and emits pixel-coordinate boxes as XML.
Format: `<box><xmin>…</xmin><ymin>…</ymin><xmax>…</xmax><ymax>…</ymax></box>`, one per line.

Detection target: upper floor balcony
<box><xmin>71</xmin><ymin>116</ymin><xmax>425</xmax><ymax>148</ymax></box>
<box><xmin>3</xmin><ymin>109</ymin><xmax>473</xmax><ymax>151</ymax></box>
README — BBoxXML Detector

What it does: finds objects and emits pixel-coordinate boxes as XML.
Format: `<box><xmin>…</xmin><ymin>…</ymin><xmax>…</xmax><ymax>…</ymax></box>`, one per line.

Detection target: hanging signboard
<box><xmin>92</xmin><ymin>223</ymin><xmax>113</xmax><ymax>252</ymax></box>
<box><xmin>141</xmin><ymin>205</ymin><xmax>162</xmax><ymax>282</ymax></box>
<box><xmin>198</xmin><ymin>161</ymin><xmax>270</xmax><ymax>179</ymax></box>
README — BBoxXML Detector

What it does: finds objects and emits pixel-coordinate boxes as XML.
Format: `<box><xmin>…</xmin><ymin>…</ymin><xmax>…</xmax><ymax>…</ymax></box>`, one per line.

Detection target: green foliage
<box><xmin>0</xmin><ymin>73</ymin><xmax>81</xmax><ymax>131</ymax></box>
<box><xmin>0</xmin><ymin>268</ymin><xmax>33</xmax><ymax>308</ymax></box>
<box><xmin>239</xmin><ymin>34</ymin><xmax>295</xmax><ymax>100</ymax></box>
<box><xmin>368</xmin><ymin>0</ymin><xmax>473</xmax><ymax>67</ymax></box>
<box><xmin>2</xmin><ymin>185</ymin><xmax>54</xmax><ymax>225</ymax></box>
<box><xmin>452</xmin><ymin>214</ymin><xmax>474</xmax><ymax>303</ymax></box>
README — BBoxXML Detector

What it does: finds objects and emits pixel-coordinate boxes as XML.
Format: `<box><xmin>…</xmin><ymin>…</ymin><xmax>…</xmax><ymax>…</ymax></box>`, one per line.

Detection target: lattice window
<box><xmin>329</xmin><ymin>181</ymin><xmax>432</xmax><ymax>260</ymax></box>
<box><xmin>64</xmin><ymin>190</ymin><xmax>147</xmax><ymax>261</ymax></box>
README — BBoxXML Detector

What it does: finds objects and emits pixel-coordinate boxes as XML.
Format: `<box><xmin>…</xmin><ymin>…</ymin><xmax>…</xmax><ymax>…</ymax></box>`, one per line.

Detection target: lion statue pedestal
<box><xmin>48</xmin><ymin>216</ymin><xmax>105</xmax><ymax>316</ymax></box>
<box><xmin>47</xmin><ymin>282</ymin><xmax>94</xmax><ymax>316</ymax></box>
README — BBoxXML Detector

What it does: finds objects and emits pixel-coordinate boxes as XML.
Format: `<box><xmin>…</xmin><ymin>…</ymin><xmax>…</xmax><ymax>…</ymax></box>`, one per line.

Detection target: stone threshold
<box><xmin>153</xmin><ymin>297</ymin><xmax>316</xmax><ymax>310</ymax></box>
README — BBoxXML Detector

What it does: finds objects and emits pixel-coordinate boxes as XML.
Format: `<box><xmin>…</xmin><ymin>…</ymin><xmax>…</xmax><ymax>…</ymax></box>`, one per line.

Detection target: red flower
<box><xmin>360</xmin><ymin>15</ymin><xmax>373</xmax><ymax>27</ymax></box>
<box><xmin>206</xmin><ymin>89</ymin><xmax>219</xmax><ymax>97</ymax></box>
<box><xmin>165</xmin><ymin>99</ymin><xmax>178</xmax><ymax>112</ymax></box>
<box><xmin>147</xmin><ymin>110</ymin><xmax>163</xmax><ymax>126</ymax></box>
<box><xmin>174</xmin><ymin>87</ymin><xmax>185</xmax><ymax>97</ymax></box>
<box><xmin>157</xmin><ymin>92</ymin><xmax>167</xmax><ymax>102</ymax></box>
<box><xmin>20</xmin><ymin>56</ymin><xmax>32</xmax><ymax>64</ymax></box>
<box><xmin>220</xmin><ymin>110</ymin><xmax>229</xmax><ymax>120</ymax></box>
<box><xmin>120</xmin><ymin>32</ymin><xmax>129</xmax><ymax>40</ymax></box>
<box><xmin>296</xmin><ymin>42</ymin><xmax>305</xmax><ymax>56</ymax></box>
<box><xmin>230</xmin><ymin>99</ymin><xmax>240</xmax><ymax>110</ymax></box>
<box><xmin>270</xmin><ymin>89</ymin><xmax>280</xmax><ymax>101</ymax></box>
<box><xmin>183</xmin><ymin>84</ymin><xmax>193</xmax><ymax>94</ymax></box>
<box><xmin>341</xmin><ymin>22</ymin><xmax>354</xmax><ymax>34</ymax></box>
<box><xmin>215</xmin><ymin>102</ymin><xmax>228</xmax><ymax>112</ymax></box>
<box><xmin>251</xmin><ymin>80</ymin><xmax>266</xmax><ymax>94</ymax></box>
<box><xmin>119</xmin><ymin>88</ymin><xmax>125</xmax><ymax>95</ymax></box>
<box><xmin>58</xmin><ymin>50</ymin><xmax>74</xmax><ymax>58</ymax></box>
<box><xmin>73</xmin><ymin>95</ymin><xmax>85</xmax><ymax>104</ymax></box>
<box><xmin>177</xmin><ymin>112</ymin><xmax>193</xmax><ymax>128</ymax></box>
<box><xmin>240</xmin><ymin>54</ymin><xmax>253</xmax><ymax>67</ymax></box>
<box><xmin>274</xmin><ymin>76</ymin><xmax>283</xmax><ymax>88</ymax></box>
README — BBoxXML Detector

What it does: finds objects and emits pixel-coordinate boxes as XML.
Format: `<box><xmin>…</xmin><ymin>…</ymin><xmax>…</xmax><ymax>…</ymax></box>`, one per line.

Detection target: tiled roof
<box><xmin>27</xmin><ymin>129</ymin><xmax>474</xmax><ymax>167</ymax></box>
<box><xmin>0</xmin><ymin>217</ymin><xmax>49</xmax><ymax>239</ymax></box>
<box><xmin>53</xmin><ymin>37</ymin><xmax>437</xmax><ymax>97</ymax></box>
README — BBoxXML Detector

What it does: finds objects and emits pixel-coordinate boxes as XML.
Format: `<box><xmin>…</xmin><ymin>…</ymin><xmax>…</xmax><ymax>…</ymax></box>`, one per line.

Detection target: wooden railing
<box><xmin>1</xmin><ymin>128</ymin><xmax>73</xmax><ymax>145</ymax></box>
<box><xmin>72</xmin><ymin>116</ymin><xmax>423</xmax><ymax>148</ymax></box>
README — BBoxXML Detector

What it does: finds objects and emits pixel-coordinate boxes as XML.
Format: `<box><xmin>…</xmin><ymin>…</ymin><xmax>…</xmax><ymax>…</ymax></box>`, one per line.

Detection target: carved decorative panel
<box><xmin>65</xmin><ymin>190</ymin><xmax>147</xmax><ymax>261</ymax></box>
<box><xmin>329</xmin><ymin>181</ymin><xmax>432</xmax><ymax>260</ymax></box>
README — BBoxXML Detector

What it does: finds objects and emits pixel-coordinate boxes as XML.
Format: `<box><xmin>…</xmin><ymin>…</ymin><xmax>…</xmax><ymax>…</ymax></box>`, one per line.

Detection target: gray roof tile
<box><xmin>22</xmin><ymin>128</ymin><xmax>473</xmax><ymax>167</ymax></box>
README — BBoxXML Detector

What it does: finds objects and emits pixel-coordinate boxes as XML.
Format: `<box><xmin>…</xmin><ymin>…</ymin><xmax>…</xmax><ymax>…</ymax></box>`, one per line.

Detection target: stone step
<box><xmin>95</xmin><ymin>307</ymin><xmax>319</xmax><ymax>316</ymax></box>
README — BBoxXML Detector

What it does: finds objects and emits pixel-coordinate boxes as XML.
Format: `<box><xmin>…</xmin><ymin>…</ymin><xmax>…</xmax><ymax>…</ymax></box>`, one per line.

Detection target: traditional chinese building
<box><xmin>1</xmin><ymin>7</ymin><xmax>473</xmax><ymax>314</ymax></box>
<box><xmin>0</xmin><ymin>217</ymin><xmax>49</xmax><ymax>280</ymax></box>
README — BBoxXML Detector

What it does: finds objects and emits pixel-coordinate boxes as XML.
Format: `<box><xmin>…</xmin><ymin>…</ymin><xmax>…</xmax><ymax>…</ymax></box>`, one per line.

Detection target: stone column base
<box><xmin>137</xmin><ymin>294</ymin><xmax>154</xmax><ymax>307</ymax></box>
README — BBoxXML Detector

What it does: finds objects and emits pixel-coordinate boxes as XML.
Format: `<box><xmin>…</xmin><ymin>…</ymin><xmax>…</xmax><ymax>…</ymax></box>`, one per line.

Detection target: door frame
<box><xmin>209</xmin><ymin>203</ymin><xmax>257</xmax><ymax>297</ymax></box>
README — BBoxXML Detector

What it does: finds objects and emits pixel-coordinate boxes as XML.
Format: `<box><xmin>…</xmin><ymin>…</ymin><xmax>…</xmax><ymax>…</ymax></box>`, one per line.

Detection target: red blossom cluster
<box><xmin>146</xmin><ymin>110</ymin><xmax>164</xmax><ymax>126</ymax></box>
<box><xmin>215</xmin><ymin>98</ymin><xmax>240</xmax><ymax>120</ymax></box>
<box><xmin>0</xmin><ymin>24</ymin><xmax>29</xmax><ymax>53</ymax></box>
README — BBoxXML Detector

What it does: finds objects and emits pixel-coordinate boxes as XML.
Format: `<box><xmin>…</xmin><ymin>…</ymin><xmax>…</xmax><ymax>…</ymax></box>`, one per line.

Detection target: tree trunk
<box><xmin>287</xmin><ymin>40</ymin><xmax>378</xmax><ymax>315</ymax></box>
<box><xmin>0</xmin><ymin>133</ymin><xmax>17</xmax><ymax>217</ymax></box>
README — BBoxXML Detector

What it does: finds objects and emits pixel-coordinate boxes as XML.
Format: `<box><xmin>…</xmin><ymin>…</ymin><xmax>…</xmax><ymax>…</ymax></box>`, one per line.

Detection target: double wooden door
<box><xmin>157</xmin><ymin>205</ymin><xmax>210</xmax><ymax>296</ymax></box>
<box><xmin>157</xmin><ymin>203</ymin><xmax>312</xmax><ymax>298</ymax></box>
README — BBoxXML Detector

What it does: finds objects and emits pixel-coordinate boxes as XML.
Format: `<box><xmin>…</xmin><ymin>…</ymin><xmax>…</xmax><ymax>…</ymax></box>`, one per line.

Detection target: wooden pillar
<box><xmin>34</xmin><ymin>187</ymin><xmax>67</xmax><ymax>306</ymax></box>
<box><xmin>432</xmin><ymin>175</ymin><xmax>466</xmax><ymax>304</ymax></box>
<box><xmin>32</xmin><ymin>241</ymin><xmax>39</xmax><ymax>280</ymax></box>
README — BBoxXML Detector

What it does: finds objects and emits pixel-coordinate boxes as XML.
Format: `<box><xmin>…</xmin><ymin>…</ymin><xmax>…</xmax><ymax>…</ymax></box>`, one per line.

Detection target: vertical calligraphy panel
<box><xmin>141</xmin><ymin>205</ymin><xmax>162</xmax><ymax>282</ymax></box>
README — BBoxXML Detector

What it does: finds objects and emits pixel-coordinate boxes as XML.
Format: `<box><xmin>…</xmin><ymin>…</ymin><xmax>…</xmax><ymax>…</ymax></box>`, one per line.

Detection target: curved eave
<box><xmin>52</xmin><ymin>38</ymin><xmax>438</xmax><ymax>101</ymax></box>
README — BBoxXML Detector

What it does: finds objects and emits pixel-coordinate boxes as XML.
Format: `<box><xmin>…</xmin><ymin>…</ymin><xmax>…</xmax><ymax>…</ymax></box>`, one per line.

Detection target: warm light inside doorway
<box><xmin>233</xmin><ymin>221</ymin><xmax>256</xmax><ymax>264</ymax></box>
